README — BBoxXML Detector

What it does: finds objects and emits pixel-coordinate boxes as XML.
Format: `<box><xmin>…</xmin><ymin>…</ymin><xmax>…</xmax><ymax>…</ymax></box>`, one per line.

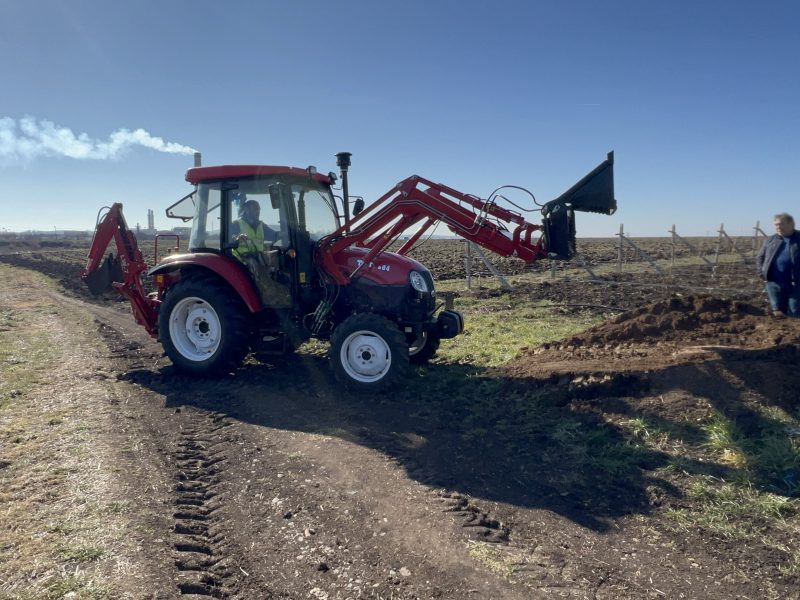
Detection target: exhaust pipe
<box><xmin>336</xmin><ymin>152</ymin><xmax>352</xmax><ymax>225</ymax></box>
<box><xmin>194</xmin><ymin>151</ymin><xmax>202</xmax><ymax>167</ymax></box>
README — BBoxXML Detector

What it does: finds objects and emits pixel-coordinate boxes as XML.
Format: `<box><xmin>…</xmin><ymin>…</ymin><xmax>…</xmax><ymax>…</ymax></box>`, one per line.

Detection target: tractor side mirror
<box><xmin>353</xmin><ymin>198</ymin><xmax>365</xmax><ymax>217</ymax></box>
<box><xmin>268</xmin><ymin>185</ymin><xmax>281</xmax><ymax>209</ymax></box>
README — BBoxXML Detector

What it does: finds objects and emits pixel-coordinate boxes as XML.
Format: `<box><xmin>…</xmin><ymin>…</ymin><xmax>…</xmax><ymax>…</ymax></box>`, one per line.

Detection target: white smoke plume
<box><xmin>0</xmin><ymin>116</ymin><xmax>197</xmax><ymax>161</ymax></box>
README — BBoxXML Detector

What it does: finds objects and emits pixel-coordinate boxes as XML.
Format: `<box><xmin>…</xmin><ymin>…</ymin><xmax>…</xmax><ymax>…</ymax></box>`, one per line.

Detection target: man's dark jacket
<box><xmin>757</xmin><ymin>231</ymin><xmax>800</xmax><ymax>282</ymax></box>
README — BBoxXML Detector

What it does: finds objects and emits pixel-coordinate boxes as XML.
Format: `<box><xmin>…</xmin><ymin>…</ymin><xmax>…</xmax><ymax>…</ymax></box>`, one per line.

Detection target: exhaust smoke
<box><xmin>0</xmin><ymin>116</ymin><xmax>197</xmax><ymax>161</ymax></box>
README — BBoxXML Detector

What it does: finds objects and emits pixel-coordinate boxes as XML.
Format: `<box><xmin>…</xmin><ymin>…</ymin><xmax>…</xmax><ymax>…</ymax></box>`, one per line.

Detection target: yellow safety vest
<box><xmin>233</xmin><ymin>219</ymin><xmax>265</xmax><ymax>259</ymax></box>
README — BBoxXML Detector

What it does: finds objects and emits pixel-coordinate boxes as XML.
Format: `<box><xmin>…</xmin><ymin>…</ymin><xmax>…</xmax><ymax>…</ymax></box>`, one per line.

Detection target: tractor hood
<box><xmin>330</xmin><ymin>246</ymin><xmax>431</xmax><ymax>287</ymax></box>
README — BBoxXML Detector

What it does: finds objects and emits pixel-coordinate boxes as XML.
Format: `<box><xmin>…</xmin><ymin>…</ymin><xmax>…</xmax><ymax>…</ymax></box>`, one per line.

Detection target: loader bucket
<box><xmin>83</xmin><ymin>253</ymin><xmax>124</xmax><ymax>296</ymax></box>
<box><xmin>546</xmin><ymin>151</ymin><xmax>616</xmax><ymax>215</ymax></box>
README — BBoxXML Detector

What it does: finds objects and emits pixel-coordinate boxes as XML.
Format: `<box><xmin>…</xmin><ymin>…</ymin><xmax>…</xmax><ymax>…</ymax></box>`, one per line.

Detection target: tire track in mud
<box><xmin>171</xmin><ymin>410</ymin><xmax>237</xmax><ymax>598</ymax></box>
<box><xmin>83</xmin><ymin>292</ymin><xmax>246</xmax><ymax>597</ymax></box>
<box><xmin>437</xmin><ymin>491</ymin><xmax>510</xmax><ymax>543</ymax></box>
<box><xmin>361</xmin><ymin>431</ymin><xmax>512</xmax><ymax>544</ymax></box>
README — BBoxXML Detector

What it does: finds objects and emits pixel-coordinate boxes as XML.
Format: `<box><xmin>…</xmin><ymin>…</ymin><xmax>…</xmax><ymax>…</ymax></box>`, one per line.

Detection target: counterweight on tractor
<box><xmin>81</xmin><ymin>152</ymin><xmax>616</xmax><ymax>390</ymax></box>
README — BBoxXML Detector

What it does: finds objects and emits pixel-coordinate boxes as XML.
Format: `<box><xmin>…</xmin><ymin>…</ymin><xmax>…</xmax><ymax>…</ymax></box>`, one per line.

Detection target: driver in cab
<box><xmin>230</xmin><ymin>198</ymin><xmax>278</xmax><ymax>260</ymax></box>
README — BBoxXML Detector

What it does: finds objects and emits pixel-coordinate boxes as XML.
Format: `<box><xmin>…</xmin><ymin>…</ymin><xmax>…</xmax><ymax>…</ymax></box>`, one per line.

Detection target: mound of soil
<box><xmin>583</xmin><ymin>296</ymin><xmax>776</xmax><ymax>344</ymax></box>
<box><xmin>563</xmin><ymin>295</ymin><xmax>800</xmax><ymax>348</ymax></box>
<box><xmin>507</xmin><ymin>295</ymin><xmax>800</xmax><ymax>377</ymax></box>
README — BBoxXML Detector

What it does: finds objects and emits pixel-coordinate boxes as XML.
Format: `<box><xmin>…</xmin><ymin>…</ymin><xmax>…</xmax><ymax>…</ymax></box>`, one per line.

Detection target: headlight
<box><xmin>409</xmin><ymin>271</ymin><xmax>429</xmax><ymax>293</ymax></box>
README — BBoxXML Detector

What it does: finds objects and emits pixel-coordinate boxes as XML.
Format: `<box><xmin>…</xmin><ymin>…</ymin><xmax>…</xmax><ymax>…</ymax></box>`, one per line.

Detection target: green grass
<box><xmin>0</xmin><ymin>265</ymin><xmax>119</xmax><ymax>600</ymax></box>
<box><xmin>103</xmin><ymin>500</ymin><xmax>131</xmax><ymax>515</ymax></box>
<box><xmin>466</xmin><ymin>540</ymin><xmax>519</xmax><ymax>578</ymax></box>
<box><xmin>0</xmin><ymin>271</ymin><xmax>58</xmax><ymax>408</ymax></box>
<box><xmin>666</xmin><ymin>478</ymin><xmax>797</xmax><ymax>540</ymax></box>
<box><xmin>702</xmin><ymin>415</ymin><xmax>747</xmax><ymax>467</ymax></box>
<box><xmin>699</xmin><ymin>413</ymin><xmax>800</xmax><ymax>489</ymax></box>
<box><xmin>45</xmin><ymin>575</ymin><xmax>111</xmax><ymax>600</ymax></box>
<box><xmin>702</xmin><ymin>415</ymin><xmax>743</xmax><ymax>452</ymax></box>
<box><xmin>58</xmin><ymin>543</ymin><xmax>105</xmax><ymax>562</ymax></box>
<box><xmin>663</xmin><ymin>408</ymin><xmax>800</xmax><ymax>574</ymax></box>
<box><xmin>435</xmin><ymin>297</ymin><xmax>602</xmax><ymax>367</ymax></box>
<box><xmin>0</xmin><ymin>333</ymin><xmax>54</xmax><ymax>408</ymax></box>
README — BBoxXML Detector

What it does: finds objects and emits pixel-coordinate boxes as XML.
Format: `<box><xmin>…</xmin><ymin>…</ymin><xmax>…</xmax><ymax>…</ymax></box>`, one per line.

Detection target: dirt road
<box><xmin>1</xmin><ymin>264</ymin><xmax>798</xmax><ymax>599</ymax></box>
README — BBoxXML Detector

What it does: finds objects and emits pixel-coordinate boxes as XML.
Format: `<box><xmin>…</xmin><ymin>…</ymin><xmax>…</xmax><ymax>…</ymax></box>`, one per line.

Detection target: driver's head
<box><xmin>242</xmin><ymin>200</ymin><xmax>261</xmax><ymax>227</ymax></box>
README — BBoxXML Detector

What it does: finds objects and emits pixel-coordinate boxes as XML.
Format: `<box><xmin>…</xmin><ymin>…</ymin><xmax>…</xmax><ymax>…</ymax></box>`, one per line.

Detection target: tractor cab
<box><xmin>167</xmin><ymin>165</ymin><xmax>341</xmax><ymax>310</ymax></box>
<box><xmin>170</xmin><ymin>165</ymin><xmax>340</xmax><ymax>251</ymax></box>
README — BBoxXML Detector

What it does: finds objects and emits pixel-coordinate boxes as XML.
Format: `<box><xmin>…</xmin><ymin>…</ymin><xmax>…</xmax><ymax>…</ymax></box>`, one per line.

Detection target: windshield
<box><xmin>181</xmin><ymin>175</ymin><xmax>338</xmax><ymax>252</ymax></box>
<box><xmin>225</xmin><ymin>175</ymin><xmax>339</xmax><ymax>247</ymax></box>
<box><xmin>292</xmin><ymin>179</ymin><xmax>340</xmax><ymax>241</ymax></box>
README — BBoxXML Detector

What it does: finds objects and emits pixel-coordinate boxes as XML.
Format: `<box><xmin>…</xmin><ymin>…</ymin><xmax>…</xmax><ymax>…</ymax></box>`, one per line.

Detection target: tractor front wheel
<box><xmin>159</xmin><ymin>277</ymin><xmax>251</xmax><ymax>376</ymax></box>
<box><xmin>408</xmin><ymin>327</ymin><xmax>440</xmax><ymax>365</ymax></box>
<box><xmin>330</xmin><ymin>313</ymin><xmax>409</xmax><ymax>391</ymax></box>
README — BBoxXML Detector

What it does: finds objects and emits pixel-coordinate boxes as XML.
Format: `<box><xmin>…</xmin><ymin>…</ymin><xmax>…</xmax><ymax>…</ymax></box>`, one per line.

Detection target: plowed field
<box><xmin>1</xmin><ymin>237</ymin><xmax>798</xmax><ymax>600</ymax></box>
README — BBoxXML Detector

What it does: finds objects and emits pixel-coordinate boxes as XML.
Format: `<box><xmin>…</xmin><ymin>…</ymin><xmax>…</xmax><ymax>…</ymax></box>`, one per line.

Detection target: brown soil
<box><xmin>1</xmin><ymin>238</ymin><xmax>798</xmax><ymax>600</ymax></box>
<box><xmin>508</xmin><ymin>295</ymin><xmax>800</xmax><ymax>376</ymax></box>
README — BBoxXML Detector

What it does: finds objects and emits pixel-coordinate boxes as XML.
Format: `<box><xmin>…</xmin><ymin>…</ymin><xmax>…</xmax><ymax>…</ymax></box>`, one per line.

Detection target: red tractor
<box><xmin>81</xmin><ymin>152</ymin><xmax>615</xmax><ymax>390</ymax></box>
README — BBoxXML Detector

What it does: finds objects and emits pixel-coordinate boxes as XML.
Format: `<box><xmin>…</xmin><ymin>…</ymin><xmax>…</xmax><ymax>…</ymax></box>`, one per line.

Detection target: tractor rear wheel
<box><xmin>330</xmin><ymin>313</ymin><xmax>409</xmax><ymax>391</ymax></box>
<box><xmin>159</xmin><ymin>277</ymin><xmax>251</xmax><ymax>375</ymax></box>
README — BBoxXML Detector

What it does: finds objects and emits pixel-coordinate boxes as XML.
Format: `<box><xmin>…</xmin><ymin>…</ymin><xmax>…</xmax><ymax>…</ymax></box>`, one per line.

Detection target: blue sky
<box><xmin>1</xmin><ymin>0</ymin><xmax>798</xmax><ymax>236</ymax></box>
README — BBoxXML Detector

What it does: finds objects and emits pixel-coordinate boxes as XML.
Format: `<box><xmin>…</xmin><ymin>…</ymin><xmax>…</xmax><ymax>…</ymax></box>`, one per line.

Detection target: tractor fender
<box><xmin>148</xmin><ymin>253</ymin><xmax>263</xmax><ymax>313</ymax></box>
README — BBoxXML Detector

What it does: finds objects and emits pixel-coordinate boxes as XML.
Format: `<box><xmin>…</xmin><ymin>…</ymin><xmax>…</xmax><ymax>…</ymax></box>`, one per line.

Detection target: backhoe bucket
<box><xmin>547</xmin><ymin>151</ymin><xmax>616</xmax><ymax>215</ymax></box>
<box><xmin>83</xmin><ymin>253</ymin><xmax>124</xmax><ymax>296</ymax></box>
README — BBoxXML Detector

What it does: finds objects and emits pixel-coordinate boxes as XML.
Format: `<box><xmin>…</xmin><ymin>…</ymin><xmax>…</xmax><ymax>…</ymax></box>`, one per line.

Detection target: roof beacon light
<box><xmin>307</xmin><ymin>165</ymin><xmax>317</xmax><ymax>176</ymax></box>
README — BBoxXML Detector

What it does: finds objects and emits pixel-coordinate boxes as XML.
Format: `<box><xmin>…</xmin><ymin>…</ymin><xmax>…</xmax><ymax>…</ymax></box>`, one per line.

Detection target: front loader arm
<box><xmin>80</xmin><ymin>203</ymin><xmax>159</xmax><ymax>335</ymax></box>
<box><xmin>318</xmin><ymin>153</ymin><xmax>615</xmax><ymax>284</ymax></box>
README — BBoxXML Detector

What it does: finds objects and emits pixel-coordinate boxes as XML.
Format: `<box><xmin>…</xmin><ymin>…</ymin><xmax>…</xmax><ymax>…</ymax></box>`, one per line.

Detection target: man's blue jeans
<box><xmin>765</xmin><ymin>281</ymin><xmax>800</xmax><ymax>316</ymax></box>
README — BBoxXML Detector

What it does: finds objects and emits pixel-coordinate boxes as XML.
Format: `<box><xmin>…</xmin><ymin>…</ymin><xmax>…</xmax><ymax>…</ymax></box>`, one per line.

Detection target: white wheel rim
<box><xmin>340</xmin><ymin>330</ymin><xmax>391</xmax><ymax>383</ymax></box>
<box><xmin>169</xmin><ymin>296</ymin><xmax>222</xmax><ymax>361</ymax></box>
<box><xmin>408</xmin><ymin>331</ymin><xmax>428</xmax><ymax>356</ymax></box>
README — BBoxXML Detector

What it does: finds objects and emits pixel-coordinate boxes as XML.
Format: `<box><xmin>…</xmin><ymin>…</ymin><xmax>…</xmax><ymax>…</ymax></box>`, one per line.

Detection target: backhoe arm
<box><xmin>80</xmin><ymin>203</ymin><xmax>159</xmax><ymax>335</ymax></box>
<box><xmin>318</xmin><ymin>153</ymin><xmax>615</xmax><ymax>284</ymax></box>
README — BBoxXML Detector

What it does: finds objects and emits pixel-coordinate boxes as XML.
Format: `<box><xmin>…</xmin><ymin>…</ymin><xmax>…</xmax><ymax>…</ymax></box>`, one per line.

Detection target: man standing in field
<box><xmin>757</xmin><ymin>213</ymin><xmax>800</xmax><ymax>317</ymax></box>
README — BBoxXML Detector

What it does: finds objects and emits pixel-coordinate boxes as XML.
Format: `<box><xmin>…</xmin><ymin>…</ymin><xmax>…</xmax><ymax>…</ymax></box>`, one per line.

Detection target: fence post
<box><xmin>714</xmin><ymin>223</ymin><xmax>724</xmax><ymax>272</ymax></box>
<box><xmin>465</xmin><ymin>240</ymin><xmax>472</xmax><ymax>290</ymax></box>
<box><xmin>620</xmin><ymin>235</ymin><xmax>665</xmax><ymax>274</ymax></box>
<box><xmin>753</xmin><ymin>221</ymin><xmax>767</xmax><ymax>257</ymax></box>
<box><xmin>717</xmin><ymin>225</ymin><xmax>750</xmax><ymax>264</ymax></box>
<box><xmin>670</xmin><ymin>224</ymin><xmax>714</xmax><ymax>269</ymax></box>
<box><xmin>617</xmin><ymin>223</ymin><xmax>624</xmax><ymax>273</ymax></box>
<box><xmin>670</xmin><ymin>224</ymin><xmax>676</xmax><ymax>269</ymax></box>
<box><xmin>753</xmin><ymin>220</ymin><xmax>760</xmax><ymax>255</ymax></box>
<box><xmin>573</xmin><ymin>252</ymin><xmax>598</xmax><ymax>278</ymax></box>
<box><xmin>468</xmin><ymin>242</ymin><xmax>513</xmax><ymax>291</ymax></box>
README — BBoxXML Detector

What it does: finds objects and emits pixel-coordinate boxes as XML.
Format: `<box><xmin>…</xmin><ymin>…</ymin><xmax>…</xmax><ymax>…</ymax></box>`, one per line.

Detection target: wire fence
<box><xmin>460</xmin><ymin>221</ymin><xmax>769</xmax><ymax>308</ymax></box>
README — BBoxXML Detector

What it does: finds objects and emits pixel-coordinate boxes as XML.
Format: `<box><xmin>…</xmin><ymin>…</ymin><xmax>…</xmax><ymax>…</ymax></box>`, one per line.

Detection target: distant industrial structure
<box><xmin>2</xmin><ymin>205</ymin><xmax>184</xmax><ymax>240</ymax></box>
<box><xmin>133</xmin><ymin>208</ymin><xmax>166</xmax><ymax>238</ymax></box>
